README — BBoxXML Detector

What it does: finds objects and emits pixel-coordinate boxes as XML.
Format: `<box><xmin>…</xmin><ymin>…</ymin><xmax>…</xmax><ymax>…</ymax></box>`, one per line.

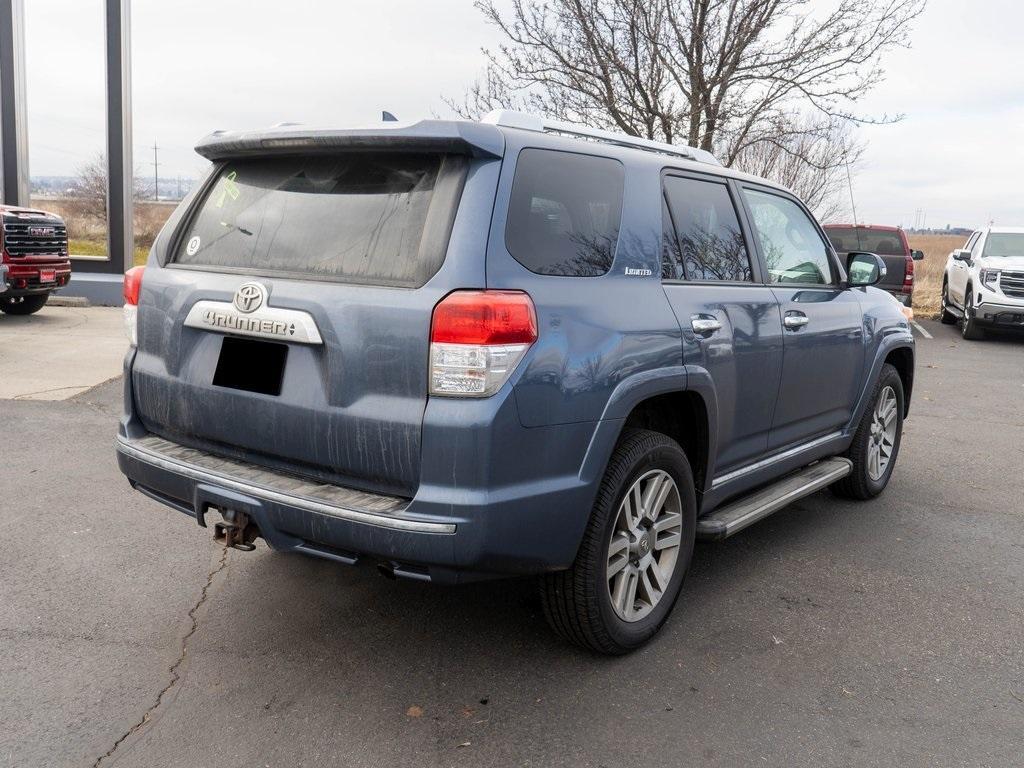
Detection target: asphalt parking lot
<box><xmin>2</xmin><ymin>314</ymin><xmax>1023</xmax><ymax>767</ymax></box>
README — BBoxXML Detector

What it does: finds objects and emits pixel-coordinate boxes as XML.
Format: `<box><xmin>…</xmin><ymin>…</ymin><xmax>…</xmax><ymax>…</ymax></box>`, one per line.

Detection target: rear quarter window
<box><xmin>172</xmin><ymin>153</ymin><xmax>466</xmax><ymax>287</ymax></box>
<box><xmin>505</xmin><ymin>149</ymin><xmax>624</xmax><ymax>277</ymax></box>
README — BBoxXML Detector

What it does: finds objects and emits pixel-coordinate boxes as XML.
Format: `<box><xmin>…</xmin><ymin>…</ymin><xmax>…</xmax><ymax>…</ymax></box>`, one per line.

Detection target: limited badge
<box><xmin>186</xmin><ymin>235</ymin><xmax>201</xmax><ymax>256</ymax></box>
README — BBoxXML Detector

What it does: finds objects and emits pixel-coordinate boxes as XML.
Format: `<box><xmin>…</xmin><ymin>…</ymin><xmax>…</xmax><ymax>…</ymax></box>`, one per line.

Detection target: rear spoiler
<box><xmin>194</xmin><ymin>119</ymin><xmax>505</xmax><ymax>161</ymax></box>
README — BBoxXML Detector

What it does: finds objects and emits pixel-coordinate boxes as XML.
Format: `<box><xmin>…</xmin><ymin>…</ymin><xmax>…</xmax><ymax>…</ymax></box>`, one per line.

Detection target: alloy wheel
<box><xmin>606</xmin><ymin>469</ymin><xmax>683</xmax><ymax>622</ymax></box>
<box><xmin>962</xmin><ymin>293</ymin><xmax>973</xmax><ymax>337</ymax></box>
<box><xmin>867</xmin><ymin>385</ymin><xmax>898</xmax><ymax>481</ymax></box>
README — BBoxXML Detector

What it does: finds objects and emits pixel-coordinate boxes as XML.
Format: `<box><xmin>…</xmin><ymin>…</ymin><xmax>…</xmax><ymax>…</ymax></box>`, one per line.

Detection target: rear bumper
<box><xmin>116</xmin><ymin>430</ymin><xmax>597</xmax><ymax>583</ymax></box>
<box><xmin>885</xmin><ymin>289</ymin><xmax>912</xmax><ymax>306</ymax></box>
<box><xmin>116</xmin><ymin>350</ymin><xmax>609</xmax><ymax>583</ymax></box>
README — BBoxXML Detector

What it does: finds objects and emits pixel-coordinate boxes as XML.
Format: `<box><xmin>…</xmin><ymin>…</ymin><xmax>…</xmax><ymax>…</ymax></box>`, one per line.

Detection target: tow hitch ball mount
<box><xmin>212</xmin><ymin>508</ymin><xmax>259</xmax><ymax>551</ymax></box>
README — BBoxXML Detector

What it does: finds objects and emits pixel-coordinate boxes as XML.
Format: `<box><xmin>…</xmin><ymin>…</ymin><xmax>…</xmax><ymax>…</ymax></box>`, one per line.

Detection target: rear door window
<box><xmin>662</xmin><ymin>175</ymin><xmax>752</xmax><ymax>282</ymax></box>
<box><xmin>174</xmin><ymin>153</ymin><xmax>466</xmax><ymax>287</ymax></box>
<box><xmin>505</xmin><ymin>149</ymin><xmax>624</xmax><ymax>276</ymax></box>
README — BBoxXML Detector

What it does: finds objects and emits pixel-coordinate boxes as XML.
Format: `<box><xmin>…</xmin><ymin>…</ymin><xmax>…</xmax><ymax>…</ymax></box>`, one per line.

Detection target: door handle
<box><xmin>783</xmin><ymin>312</ymin><xmax>809</xmax><ymax>329</ymax></box>
<box><xmin>690</xmin><ymin>316</ymin><xmax>722</xmax><ymax>335</ymax></box>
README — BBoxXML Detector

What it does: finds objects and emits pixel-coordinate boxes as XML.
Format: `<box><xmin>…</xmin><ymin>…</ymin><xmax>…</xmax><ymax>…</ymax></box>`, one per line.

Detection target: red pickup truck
<box><xmin>823</xmin><ymin>223</ymin><xmax>924</xmax><ymax>307</ymax></box>
<box><xmin>0</xmin><ymin>204</ymin><xmax>71</xmax><ymax>315</ymax></box>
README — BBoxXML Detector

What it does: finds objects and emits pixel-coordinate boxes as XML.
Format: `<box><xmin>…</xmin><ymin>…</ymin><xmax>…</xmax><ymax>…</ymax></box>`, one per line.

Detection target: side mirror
<box><xmin>952</xmin><ymin>249</ymin><xmax>972</xmax><ymax>263</ymax></box>
<box><xmin>847</xmin><ymin>251</ymin><xmax>887</xmax><ymax>287</ymax></box>
<box><xmin>912</xmin><ymin>249</ymin><xmax>925</xmax><ymax>261</ymax></box>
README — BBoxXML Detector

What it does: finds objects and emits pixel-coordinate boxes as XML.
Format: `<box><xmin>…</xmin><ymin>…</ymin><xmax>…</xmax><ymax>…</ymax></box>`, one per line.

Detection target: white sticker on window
<box><xmin>186</xmin><ymin>235</ymin><xmax>201</xmax><ymax>256</ymax></box>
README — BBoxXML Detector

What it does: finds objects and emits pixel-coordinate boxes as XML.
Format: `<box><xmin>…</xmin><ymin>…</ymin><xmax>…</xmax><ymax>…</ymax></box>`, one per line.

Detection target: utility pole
<box><xmin>151</xmin><ymin>141</ymin><xmax>159</xmax><ymax>200</ymax></box>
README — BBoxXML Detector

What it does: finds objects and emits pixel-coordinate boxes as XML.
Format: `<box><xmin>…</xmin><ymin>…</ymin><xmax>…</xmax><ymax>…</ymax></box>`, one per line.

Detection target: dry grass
<box><xmin>31</xmin><ymin>196</ymin><xmax>177</xmax><ymax>267</ymax></box>
<box><xmin>908</xmin><ymin>234</ymin><xmax>968</xmax><ymax>317</ymax></box>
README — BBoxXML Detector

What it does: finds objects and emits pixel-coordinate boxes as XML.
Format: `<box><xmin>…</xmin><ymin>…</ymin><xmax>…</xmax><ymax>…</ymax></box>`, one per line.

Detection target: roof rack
<box><xmin>480</xmin><ymin>109</ymin><xmax>720</xmax><ymax>166</ymax></box>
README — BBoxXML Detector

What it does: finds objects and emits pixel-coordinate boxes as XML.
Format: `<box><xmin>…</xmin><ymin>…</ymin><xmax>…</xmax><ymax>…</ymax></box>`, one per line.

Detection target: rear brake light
<box><xmin>123</xmin><ymin>266</ymin><xmax>145</xmax><ymax>345</ymax></box>
<box><xmin>429</xmin><ymin>290</ymin><xmax>537</xmax><ymax>397</ymax></box>
<box><xmin>902</xmin><ymin>253</ymin><xmax>914</xmax><ymax>294</ymax></box>
<box><xmin>124</xmin><ymin>266</ymin><xmax>144</xmax><ymax>305</ymax></box>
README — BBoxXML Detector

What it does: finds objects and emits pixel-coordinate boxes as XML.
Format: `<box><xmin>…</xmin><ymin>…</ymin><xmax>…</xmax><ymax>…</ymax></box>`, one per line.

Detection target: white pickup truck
<box><xmin>941</xmin><ymin>227</ymin><xmax>1024</xmax><ymax>339</ymax></box>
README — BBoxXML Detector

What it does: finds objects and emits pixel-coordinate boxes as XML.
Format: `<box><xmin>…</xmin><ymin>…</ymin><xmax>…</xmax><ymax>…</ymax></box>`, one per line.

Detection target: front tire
<box><xmin>832</xmin><ymin>363</ymin><xmax>904</xmax><ymax>500</ymax></box>
<box><xmin>939</xmin><ymin>280</ymin><xmax>957</xmax><ymax>324</ymax></box>
<box><xmin>0</xmin><ymin>293</ymin><xmax>48</xmax><ymax>315</ymax></box>
<box><xmin>540</xmin><ymin>429</ymin><xmax>697</xmax><ymax>655</ymax></box>
<box><xmin>960</xmin><ymin>288</ymin><xmax>985</xmax><ymax>340</ymax></box>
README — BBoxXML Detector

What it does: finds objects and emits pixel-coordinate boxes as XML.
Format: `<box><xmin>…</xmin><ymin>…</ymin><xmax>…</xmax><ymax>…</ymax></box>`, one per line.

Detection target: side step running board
<box><xmin>696</xmin><ymin>457</ymin><xmax>852</xmax><ymax>540</ymax></box>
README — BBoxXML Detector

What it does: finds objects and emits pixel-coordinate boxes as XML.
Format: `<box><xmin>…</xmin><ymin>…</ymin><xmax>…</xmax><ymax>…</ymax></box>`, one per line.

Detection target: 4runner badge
<box><xmin>183</xmin><ymin>289</ymin><xmax>323</xmax><ymax>345</ymax></box>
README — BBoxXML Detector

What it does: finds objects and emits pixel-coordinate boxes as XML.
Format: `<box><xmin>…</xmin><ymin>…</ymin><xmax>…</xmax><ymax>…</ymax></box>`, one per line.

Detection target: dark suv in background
<box><xmin>0</xmin><ymin>204</ymin><xmax>71</xmax><ymax>315</ymax></box>
<box><xmin>116</xmin><ymin>112</ymin><xmax>914</xmax><ymax>654</ymax></box>
<box><xmin>823</xmin><ymin>223</ymin><xmax>923</xmax><ymax>306</ymax></box>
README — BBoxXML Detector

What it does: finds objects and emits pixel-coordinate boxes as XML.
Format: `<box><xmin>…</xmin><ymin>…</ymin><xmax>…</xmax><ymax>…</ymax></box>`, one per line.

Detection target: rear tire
<box><xmin>960</xmin><ymin>288</ymin><xmax>985</xmax><ymax>340</ymax></box>
<box><xmin>0</xmin><ymin>293</ymin><xmax>48</xmax><ymax>315</ymax></box>
<box><xmin>832</xmin><ymin>363</ymin><xmax>904</xmax><ymax>500</ymax></box>
<box><xmin>939</xmin><ymin>280</ymin><xmax>957</xmax><ymax>324</ymax></box>
<box><xmin>540</xmin><ymin>429</ymin><xmax>697</xmax><ymax>655</ymax></box>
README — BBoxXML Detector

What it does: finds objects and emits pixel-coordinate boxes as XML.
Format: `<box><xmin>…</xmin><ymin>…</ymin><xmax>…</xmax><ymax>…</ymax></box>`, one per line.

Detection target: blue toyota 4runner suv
<box><xmin>117</xmin><ymin>111</ymin><xmax>914</xmax><ymax>654</ymax></box>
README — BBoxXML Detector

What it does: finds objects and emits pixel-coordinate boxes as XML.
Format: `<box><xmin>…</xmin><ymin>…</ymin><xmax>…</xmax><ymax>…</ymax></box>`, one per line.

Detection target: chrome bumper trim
<box><xmin>116</xmin><ymin>435</ymin><xmax>456</xmax><ymax>534</ymax></box>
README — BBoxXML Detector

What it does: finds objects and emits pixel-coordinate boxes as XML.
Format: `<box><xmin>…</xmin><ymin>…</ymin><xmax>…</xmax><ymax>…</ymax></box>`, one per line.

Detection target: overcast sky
<box><xmin>22</xmin><ymin>0</ymin><xmax>1024</xmax><ymax>228</ymax></box>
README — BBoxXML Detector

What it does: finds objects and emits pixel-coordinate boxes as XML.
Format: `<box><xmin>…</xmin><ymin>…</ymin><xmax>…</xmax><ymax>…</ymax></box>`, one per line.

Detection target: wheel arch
<box><xmin>621</xmin><ymin>391</ymin><xmax>711</xmax><ymax>495</ymax></box>
<box><xmin>848</xmin><ymin>335</ymin><xmax>914</xmax><ymax>431</ymax></box>
<box><xmin>884</xmin><ymin>346</ymin><xmax>915</xmax><ymax>416</ymax></box>
<box><xmin>580</xmin><ymin>366</ymin><xmax>718</xmax><ymax>501</ymax></box>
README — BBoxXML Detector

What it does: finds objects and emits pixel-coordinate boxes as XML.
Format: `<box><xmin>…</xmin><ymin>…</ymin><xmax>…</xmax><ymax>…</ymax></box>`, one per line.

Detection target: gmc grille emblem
<box><xmin>28</xmin><ymin>226</ymin><xmax>55</xmax><ymax>237</ymax></box>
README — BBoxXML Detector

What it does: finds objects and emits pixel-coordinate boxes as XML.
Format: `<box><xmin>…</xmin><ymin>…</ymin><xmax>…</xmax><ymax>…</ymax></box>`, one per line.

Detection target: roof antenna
<box><xmin>381</xmin><ymin>111</ymin><xmax>398</xmax><ymax>122</ymax></box>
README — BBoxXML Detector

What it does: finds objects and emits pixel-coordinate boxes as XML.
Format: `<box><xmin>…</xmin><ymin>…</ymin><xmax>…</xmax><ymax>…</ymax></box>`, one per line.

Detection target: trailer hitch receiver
<box><xmin>212</xmin><ymin>508</ymin><xmax>260</xmax><ymax>551</ymax></box>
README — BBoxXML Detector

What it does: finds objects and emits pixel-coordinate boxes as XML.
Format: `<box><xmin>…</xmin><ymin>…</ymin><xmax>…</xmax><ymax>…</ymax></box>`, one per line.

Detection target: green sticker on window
<box><xmin>214</xmin><ymin>171</ymin><xmax>240</xmax><ymax>208</ymax></box>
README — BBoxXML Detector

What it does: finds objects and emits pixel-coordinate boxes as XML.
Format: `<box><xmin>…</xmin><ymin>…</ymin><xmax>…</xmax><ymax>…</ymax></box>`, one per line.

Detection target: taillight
<box><xmin>902</xmin><ymin>253</ymin><xmax>914</xmax><ymax>295</ymax></box>
<box><xmin>123</xmin><ymin>266</ymin><xmax>145</xmax><ymax>346</ymax></box>
<box><xmin>429</xmin><ymin>290</ymin><xmax>537</xmax><ymax>397</ymax></box>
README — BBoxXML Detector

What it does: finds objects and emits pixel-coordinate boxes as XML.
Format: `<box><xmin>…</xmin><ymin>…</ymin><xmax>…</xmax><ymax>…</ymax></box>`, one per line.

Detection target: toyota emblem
<box><xmin>233</xmin><ymin>282</ymin><xmax>267</xmax><ymax>314</ymax></box>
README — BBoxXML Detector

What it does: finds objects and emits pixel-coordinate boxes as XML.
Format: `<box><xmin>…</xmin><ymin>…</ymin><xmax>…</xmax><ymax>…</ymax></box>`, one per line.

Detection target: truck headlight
<box><xmin>979</xmin><ymin>269</ymin><xmax>999</xmax><ymax>291</ymax></box>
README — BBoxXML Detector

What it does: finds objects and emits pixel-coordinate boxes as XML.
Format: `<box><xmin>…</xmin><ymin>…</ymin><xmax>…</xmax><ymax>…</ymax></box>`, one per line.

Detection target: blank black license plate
<box><xmin>213</xmin><ymin>336</ymin><xmax>288</xmax><ymax>396</ymax></box>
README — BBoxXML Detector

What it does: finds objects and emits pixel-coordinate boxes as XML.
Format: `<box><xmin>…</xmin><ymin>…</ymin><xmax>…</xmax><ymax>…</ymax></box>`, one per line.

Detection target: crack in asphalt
<box><xmin>10</xmin><ymin>384</ymin><xmax>94</xmax><ymax>400</ymax></box>
<box><xmin>92</xmin><ymin>547</ymin><xmax>230</xmax><ymax>767</ymax></box>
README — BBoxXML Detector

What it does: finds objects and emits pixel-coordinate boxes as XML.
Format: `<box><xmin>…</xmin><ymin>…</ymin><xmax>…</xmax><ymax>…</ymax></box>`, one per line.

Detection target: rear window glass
<box><xmin>174</xmin><ymin>153</ymin><xmax>464</xmax><ymax>287</ymax></box>
<box><xmin>824</xmin><ymin>227</ymin><xmax>907</xmax><ymax>256</ymax></box>
<box><xmin>505</xmin><ymin>149</ymin><xmax>624</xmax><ymax>276</ymax></box>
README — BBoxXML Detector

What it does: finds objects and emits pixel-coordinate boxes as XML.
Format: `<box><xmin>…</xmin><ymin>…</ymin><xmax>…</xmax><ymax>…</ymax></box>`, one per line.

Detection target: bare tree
<box><xmin>731</xmin><ymin>116</ymin><xmax>863</xmax><ymax>220</ymax></box>
<box><xmin>449</xmin><ymin>0</ymin><xmax>922</xmax><ymax>215</ymax></box>
<box><xmin>73</xmin><ymin>153</ymin><xmax>151</xmax><ymax>223</ymax></box>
